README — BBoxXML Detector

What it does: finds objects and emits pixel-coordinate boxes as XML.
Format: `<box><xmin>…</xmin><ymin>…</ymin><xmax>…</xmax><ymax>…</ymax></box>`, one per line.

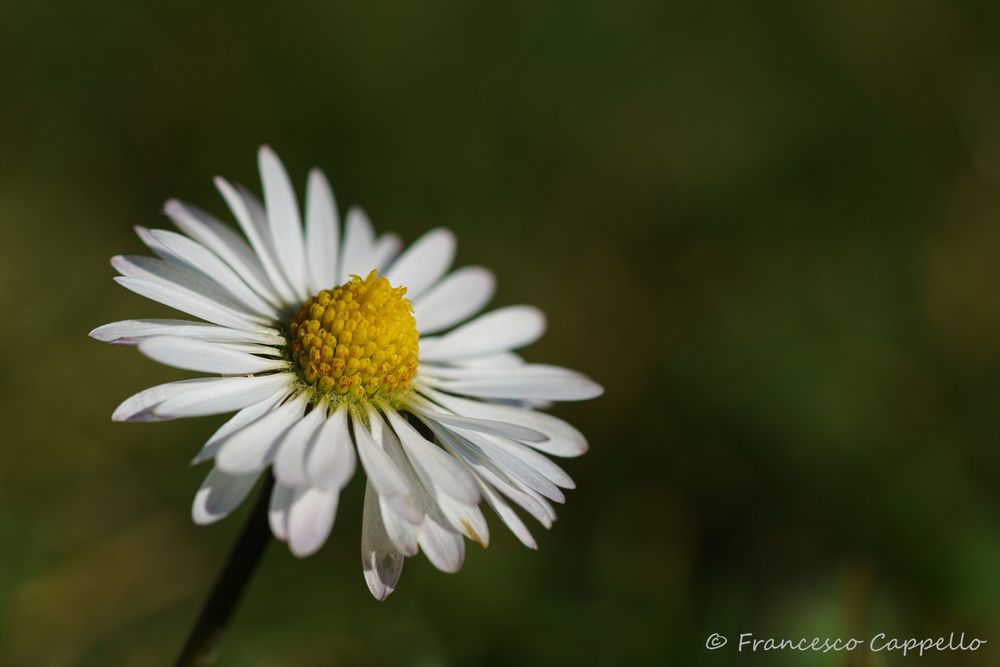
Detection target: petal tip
<box><xmin>110</xmin><ymin>406</ymin><xmax>138</xmax><ymax>423</ymax></box>
<box><xmin>258</xmin><ymin>144</ymin><xmax>281</xmax><ymax>168</ymax></box>
<box><xmin>192</xmin><ymin>507</ymin><xmax>221</xmax><ymax>526</ymax></box>
<box><xmin>289</xmin><ymin>543</ymin><xmax>320</xmax><ymax>559</ymax></box>
<box><xmin>88</xmin><ymin>324</ymin><xmax>110</xmax><ymax>341</ymax></box>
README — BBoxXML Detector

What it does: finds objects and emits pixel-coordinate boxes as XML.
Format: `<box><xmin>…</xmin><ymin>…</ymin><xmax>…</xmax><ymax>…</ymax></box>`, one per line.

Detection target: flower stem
<box><xmin>175</xmin><ymin>472</ymin><xmax>275</xmax><ymax>667</ymax></box>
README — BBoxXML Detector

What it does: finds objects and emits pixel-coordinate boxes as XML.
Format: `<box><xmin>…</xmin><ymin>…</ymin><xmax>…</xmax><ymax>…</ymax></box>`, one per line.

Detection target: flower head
<box><xmin>92</xmin><ymin>146</ymin><xmax>602</xmax><ymax>600</ymax></box>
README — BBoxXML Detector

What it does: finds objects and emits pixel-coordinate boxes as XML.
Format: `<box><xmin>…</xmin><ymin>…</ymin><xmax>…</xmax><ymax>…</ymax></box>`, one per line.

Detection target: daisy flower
<box><xmin>91</xmin><ymin>146</ymin><xmax>602</xmax><ymax>600</ymax></box>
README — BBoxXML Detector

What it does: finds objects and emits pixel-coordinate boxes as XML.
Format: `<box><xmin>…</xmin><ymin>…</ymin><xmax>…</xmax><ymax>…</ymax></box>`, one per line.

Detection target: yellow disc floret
<box><xmin>288</xmin><ymin>270</ymin><xmax>418</xmax><ymax>403</ymax></box>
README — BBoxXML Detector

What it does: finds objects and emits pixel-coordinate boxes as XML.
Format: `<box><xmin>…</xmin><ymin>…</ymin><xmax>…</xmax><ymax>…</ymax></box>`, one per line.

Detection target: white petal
<box><xmin>433</xmin><ymin>425</ymin><xmax>556</xmax><ymax>526</ymax></box>
<box><xmin>436</xmin><ymin>493</ymin><xmax>490</xmax><ymax>547</ymax></box>
<box><xmin>111</xmin><ymin>378</ymin><xmax>213</xmax><ymax>423</ymax></box>
<box><xmin>386</xmin><ymin>228</ymin><xmax>455</xmax><ymax>300</ymax></box>
<box><xmin>477</xmin><ymin>478</ymin><xmax>537</xmax><ymax>549</ymax></box>
<box><xmin>473</xmin><ymin>465</ymin><xmax>554</xmax><ymax>529</ymax></box>
<box><xmin>269</xmin><ymin>483</ymin><xmax>294</xmax><ymax>541</ymax></box>
<box><xmin>304</xmin><ymin>169</ymin><xmax>340</xmax><ymax>293</ymax></box>
<box><xmin>138</xmin><ymin>336</ymin><xmax>289</xmax><ymax>375</ymax></box>
<box><xmin>479</xmin><ymin>433</ymin><xmax>575</xmax><ymax>489</ymax></box>
<box><xmin>378</xmin><ymin>496</ymin><xmax>421</xmax><ymax>556</ymax></box>
<box><xmin>273</xmin><ymin>404</ymin><xmax>327</xmax><ymax>487</ymax></box>
<box><xmin>191</xmin><ymin>388</ymin><xmax>290</xmax><ymax>464</ymax></box>
<box><xmin>371</xmin><ymin>410</ymin><xmax>480</xmax><ymax>560</ymax></box>
<box><xmin>143</xmin><ymin>228</ymin><xmax>281</xmax><ymax>319</ymax></box>
<box><xmin>339</xmin><ymin>207</ymin><xmax>375</xmax><ymax>282</ymax></box>
<box><xmin>215</xmin><ymin>394</ymin><xmax>308</xmax><ymax>474</ymax></box>
<box><xmin>453</xmin><ymin>352</ymin><xmax>524</xmax><ymax>368</ymax></box>
<box><xmin>368</xmin><ymin>233</ymin><xmax>402</xmax><ymax>272</ymax></box>
<box><xmin>206</xmin><ymin>341</ymin><xmax>284</xmax><ymax>356</ymax></box>
<box><xmin>512</xmin><ymin>479</ymin><xmax>557</xmax><ymax>524</ymax></box>
<box><xmin>90</xmin><ymin>319</ymin><xmax>283</xmax><ymax>347</ymax></box>
<box><xmin>215</xmin><ymin>176</ymin><xmax>298</xmax><ymax>305</ymax></box>
<box><xmin>287</xmin><ymin>486</ymin><xmax>339</xmax><ymax>557</ymax></box>
<box><xmin>164</xmin><ymin>199</ymin><xmax>283</xmax><ymax>308</ymax></box>
<box><xmin>258</xmin><ymin>146</ymin><xmax>309</xmax><ymax>301</ymax></box>
<box><xmin>410</xmin><ymin>400</ymin><xmax>547</xmax><ymax>443</ymax></box>
<box><xmin>192</xmin><ymin>468</ymin><xmax>260</xmax><ymax>525</ymax></box>
<box><xmin>151</xmin><ymin>374</ymin><xmax>293</xmax><ymax>419</ymax></box>
<box><xmin>413</xmin><ymin>267</ymin><xmax>495</xmax><ymax>334</ymax></box>
<box><xmin>439</xmin><ymin>425</ymin><xmax>564</xmax><ymax>503</ymax></box>
<box><xmin>419</xmin><ymin>306</ymin><xmax>545</xmax><ymax>362</ymax></box>
<box><xmin>383</xmin><ymin>408</ymin><xmax>480</xmax><ymax>505</ymax></box>
<box><xmin>351</xmin><ymin>413</ymin><xmax>418</xmax><ymax>522</ymax></box>
<box><xmin>305</xmin><ymin>405</ymin><xmax>357</xmax><ymax>491</ymax></box>
<box><xmin>421</xmin><ymin>364</ymin><xmax>603</xmax><ymax>401</ymax></box>
<box><xmin>417</xmin><ymin>517</ymin><xmax>465</xmax><ymax>573</ymax></box>
<box><xmin>361</xmin><ymin>483</ymin><xmax>404</xmax><ymax>601</ymax></box>
<box><xmin>366</xmin><ymin>412</ymin><xmax>438</xmax><ymax>551</ymax></box>
<box><xmin>419</xmin><ymin>387</ymin><xmax>589</xmax><ymax>457</ymax></box>
<box><xmin>114</xmin><ymin>276</ymin><xmax>272</xmax><ymax>334</ymax></box>
<box><xmin>112</xmin><ymin>254</ymin><xmax>266</xmax><ymax>323</ymax></box>
<box><xmin>513</xmin><ymin>445</ymin><xmax>574</xmax><ymax>489</ymax></box>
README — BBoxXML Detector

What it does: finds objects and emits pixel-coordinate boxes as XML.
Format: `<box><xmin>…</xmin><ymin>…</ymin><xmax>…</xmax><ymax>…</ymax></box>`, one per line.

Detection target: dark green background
<box><xmin>4</xmin><ymin>1</ymin><xmax>1000</xmax><ymax>665</ymax></box>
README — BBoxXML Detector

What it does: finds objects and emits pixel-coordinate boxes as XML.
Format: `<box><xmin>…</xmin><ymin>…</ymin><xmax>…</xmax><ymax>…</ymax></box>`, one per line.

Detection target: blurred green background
<box><xmin>4</xmin><ymin>0</ymin><xmax>1000</xmax><ymax>665</ymax></box>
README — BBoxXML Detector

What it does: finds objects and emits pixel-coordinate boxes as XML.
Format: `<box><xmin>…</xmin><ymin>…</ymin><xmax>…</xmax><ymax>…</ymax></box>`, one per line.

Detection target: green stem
<box><xmin>175</xmin><ymin>472</ymin><xmax>275</xmax><ymax>667</ymax></box>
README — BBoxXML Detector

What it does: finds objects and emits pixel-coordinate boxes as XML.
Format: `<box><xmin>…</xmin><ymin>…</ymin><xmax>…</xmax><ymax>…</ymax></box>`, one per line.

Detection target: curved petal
<box><xmin>452</xmin><ymin>352</ymin><xmax>524</xmax><ymax>368</ymax></box>
<box><xmin>419</xmin><ymin>306</ymin><xmax>545</xmax><ymax>362</ymax></box>
<box><xmin>215</xmin><ymin>393</ymin><xmax>308</xmax><ymax>474</ymax></box>
<box><xmin>304</xmin><ymin>168</ymin><xmax>340</xmax><ymax>293</ymax></box>
<box><xmin>420</xmin><ymin>364</ymin><xmax>603</xmax><ymax>402</ymax></box>
<box><xmin>192</xmin><ymin>468</ymin><xmax>260</xmax><ymax>525</ymax></box>
<box><xmin>154</xmin><ymin>373</ymin><xmax>295</xmax><ymax>418</ymax></box>
<box><xmin>215</xmin><ymin>176</ymin><xmax>297</xmax><ymax>305</ymax></box>
<box><xmin>435</xmin><ymin>424</ymin><xmax>564</xmax><ymax>503</ymax></box>
<box><xmin>383</xmin><ymin>407</ymin><xmax>479</xmax><ymax>505</ymax></box>
<box><xmin>432</xmin><ymin>425</ymin><xmax>556</xmax><ymax>526</ymax></box>
<box><xmin>273</xmin><ymin>403</ymin><xmax>327</xmax><ymax>487</ymax></box>
<box><xmin>378</xmin><ymin>496</ymin><xmax>421</xmax><ymax>556</ymax></box>
<box><xmin>368</xmin><ymin>233</ymin><xmax>402</xmax><ymax>272</ymax></box>
<box><xmin>418</xmin><ymin>387</ymin><xmax>589</xmax><ymax>457</ymax></box>
<box><xmin>361</xmin><ymin>483</ymin><xmax>404</xmax><ymax>601</ymax></box>
<box><xmin>305</xmin><ymin>405</ymin><xmax>357</xmax><ymax>491</ymax></box>
<box><xmin>90</xmin><ymin>319</ymin><xmax>283</xmax><ymax>347</ymax></box>
<box><xmin>339</xmin><ymin>207</ymin><xmax>375</xmax><ymax>281</ymax></box>
<box><xmin>287</xmin><ymin>486</ymin><xmax>339</xmax><ymax>557</ymax></box>
<box><xmin>259</xmin><ymin>146</ymin><xmax>309</xmax><ymax>301</ymax></box>
<box><xmin>417</xmin><ymin>516</ymin><xmax>465</xmax><ymax>573</ymax></box>
<box><xmin>112</xmin><ymin>254</ymin><xmax>267</xmax><ymax>323</ymax></box>
<box><xmin>477</xmin><ymin>477</ymin><xmax>537</xmax><ymax>549</ymax></box>
<box><xmin>192</xmin><ymin>387</ymin><xmax>291</xmax><ymax>464</ymax></box>
<box><xmin>113</xmin><ymin>276</ymin><xmax>273</xmax><ymax>335</ymax></box>
<box><xmin>138</xmin><ymin>336</ymin><xmax>288</xmax><ymax>375</ymax></box>
<box><xmin>466</xmin><ymin>431</ymin><xmax>575</xmax><ymax>489</ymax></box>
<box><xmin>408</xmin><ymin>399</ymin><xmax>547</xmax><ymax>443</ymax></box>
<box><xmin>111</xmin><ymin>378</ymin><xmax>214</xmax><ymax>423</ymax></box>
<box><xmin>351</xmin><ymin>413</ymin><xmax>419</xmax><ymax>523</ymax></box>
<box><xmin>436</xmin><ymin>493</ymin><xmax>489</xmax><ymax>547</ymax></box>
<box><xmin>164</xmin><ymin>199</ymin><xmax>283</xmax><ymax>308</ymax></box>
<box><xmin>142</xmin><ymin>228</ymin><xmax>280</xmax><ymax>319</ymax></box>
<box><xmin>413</xmin><ymin>266</ymin><xmax>495</xmax><ymax>334</ymax></box>
<box><xmin>269</xmin><ymin>483</ymin><xmax>294</xmax><ymax>541</ymax></box>
<box><xmin>386</xmin><ymin>228</ymin><xmax>455</xmax><ymax>300</ymax></box>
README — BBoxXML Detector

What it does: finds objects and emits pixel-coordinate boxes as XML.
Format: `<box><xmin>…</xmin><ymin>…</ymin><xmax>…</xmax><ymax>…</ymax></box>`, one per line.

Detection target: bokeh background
<box><xmin>4</xmin><ymin>1</ymin><xmax>1000</xmax><ymax>665</ymax></box>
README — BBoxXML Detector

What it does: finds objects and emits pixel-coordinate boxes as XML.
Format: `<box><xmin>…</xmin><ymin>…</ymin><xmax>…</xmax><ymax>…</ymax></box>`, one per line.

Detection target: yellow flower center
<box><xmin>287</xmin><ymin>270</ymin><xmax>419</xmax><ymax>403</ymax></box>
